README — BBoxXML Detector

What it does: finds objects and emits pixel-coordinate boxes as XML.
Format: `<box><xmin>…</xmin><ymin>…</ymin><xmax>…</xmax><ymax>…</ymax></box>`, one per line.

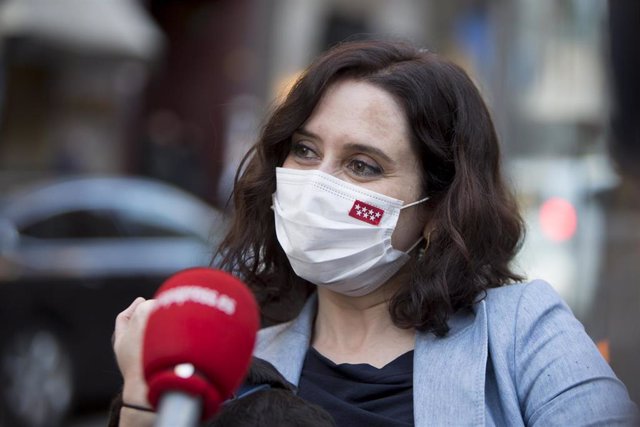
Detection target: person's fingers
<box><xmin>117</xmin><ymin>296</ymin><xmax>146</xmax><ymax>324</ymax></box>
<box><xmin>113</xmin><ymin>298</ymin><xmax>158</xmax><ymax>408</ymax></box>
<box><xmin>113</xmin><ymin>299</ymin><xmax>157</xmax><ymax>377</ymax></box>
<box><xmin>113</xmin><ymin>297</ymin><xmax>146</xmax><ymax>346</ymax></box>
<box><xmin>128</xmin><ymin>299</ymin><xmax>157</xmax><ymax>330</ymax></box>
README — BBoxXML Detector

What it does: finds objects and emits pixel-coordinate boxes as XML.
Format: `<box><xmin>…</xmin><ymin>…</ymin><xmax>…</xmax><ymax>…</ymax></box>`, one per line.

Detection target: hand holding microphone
<box><xmin>113</xmin><ymin>268</ymin><xmax>259</xmax><ymax>427</ymax></box>
<box><xmin>114</xmin><ymin>296</ymin><xmax>157</xmax><ymax>419</ymax></box>
<box><xmin>142</xmin><ymin>268</ymin><xmax>259</xmax><ymax>426</ymax></box>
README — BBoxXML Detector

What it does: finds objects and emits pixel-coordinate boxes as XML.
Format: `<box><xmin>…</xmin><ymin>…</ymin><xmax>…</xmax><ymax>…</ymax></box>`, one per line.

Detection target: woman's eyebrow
<box><xmin>295</xmin><ymin>127</ymin><xmax>394</xmax><ymax>164</ymax></box>
<box><xmin>343</xmin><ymin>143</ymin><xmax>394</xmax><ymax>164</ymax></box>
<box><xmin>293</xmin><ymin>127</ymin><xmax>319</xmax><ymax>140</ymax></box>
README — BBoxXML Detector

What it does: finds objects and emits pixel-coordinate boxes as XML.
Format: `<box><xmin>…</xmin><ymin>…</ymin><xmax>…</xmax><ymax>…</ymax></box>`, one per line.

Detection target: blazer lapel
<box><xmin>413</xmin><ymin>301</ymin><xmax>488</xmax><ymax>426</ymax></box>
<box><xmin>254</xmin><ymin>294</ymin><xmax>316</xmax><ymax>387</ymax></box>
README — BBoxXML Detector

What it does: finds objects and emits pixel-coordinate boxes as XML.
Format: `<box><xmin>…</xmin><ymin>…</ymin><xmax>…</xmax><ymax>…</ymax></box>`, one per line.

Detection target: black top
<box><xmin>298</xmin><ymin>347</ymin><xmax>414</xmax><ymax>427</ymax></box>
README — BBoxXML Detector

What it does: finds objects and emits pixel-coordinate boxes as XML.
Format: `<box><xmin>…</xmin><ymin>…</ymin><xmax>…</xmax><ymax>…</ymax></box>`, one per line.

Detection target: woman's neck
<box><xmin>311</xmin><ymin>286</ymin><xmax>415</xmax><ymax>368</ymax></box>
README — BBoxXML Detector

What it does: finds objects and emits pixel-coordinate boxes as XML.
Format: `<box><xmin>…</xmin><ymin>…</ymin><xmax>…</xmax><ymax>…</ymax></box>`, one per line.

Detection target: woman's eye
<box><xmin>291</xmin><ymin>142</ymin><xmax>317</xmax><ymax>159</ymax></box>
<box><xmin>347</xmin><ymin>159</ymin><xmax>382</xmax><ymax>177</ymax></box>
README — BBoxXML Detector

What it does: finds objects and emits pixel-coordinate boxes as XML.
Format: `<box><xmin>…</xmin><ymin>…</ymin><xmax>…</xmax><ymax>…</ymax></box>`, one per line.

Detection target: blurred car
<box><xmin>0</xmin><ymin>175</ymin><xmax>227</xmax><ymax>427</ymax></box>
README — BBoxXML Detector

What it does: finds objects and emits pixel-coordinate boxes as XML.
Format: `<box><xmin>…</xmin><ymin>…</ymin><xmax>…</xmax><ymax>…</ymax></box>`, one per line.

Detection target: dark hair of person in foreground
<box><xmin>208</xmin><ymin>358</ymin><xmax>336</xmax><ymax>427</ymax></box>
<box><xmin>217</xmin><ymin>39</ymin><xmax>525</xmax><ymax>336</ymax></box>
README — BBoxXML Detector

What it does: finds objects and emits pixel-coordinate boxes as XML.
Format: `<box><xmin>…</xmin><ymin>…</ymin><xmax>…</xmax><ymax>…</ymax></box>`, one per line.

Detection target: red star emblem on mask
<box><xmin>349</xmin><ymin>200</ymin><xmax>384</xmax><ymax>225</ymax></box>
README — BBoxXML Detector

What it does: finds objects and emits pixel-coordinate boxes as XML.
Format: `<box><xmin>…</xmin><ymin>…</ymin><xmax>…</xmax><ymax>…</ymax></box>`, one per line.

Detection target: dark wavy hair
<box><xmin>217</xmin><ymin>39</ymin><xmax>524</xmax><ymax>336</ymax></box>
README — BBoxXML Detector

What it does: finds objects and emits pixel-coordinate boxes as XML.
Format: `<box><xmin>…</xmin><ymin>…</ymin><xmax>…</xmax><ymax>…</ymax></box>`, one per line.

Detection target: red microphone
<box><xmin>142</xmin><ymin>268</ymin><xmax>259</xmax><ymax>426</ymax></box>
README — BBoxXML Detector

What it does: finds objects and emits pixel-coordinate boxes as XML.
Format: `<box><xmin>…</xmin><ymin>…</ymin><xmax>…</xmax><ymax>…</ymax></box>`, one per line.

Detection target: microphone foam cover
<box><xmin>142</xmin><ymin>268</ymin><xmax>259</xmax><ymax>419</ymax></box>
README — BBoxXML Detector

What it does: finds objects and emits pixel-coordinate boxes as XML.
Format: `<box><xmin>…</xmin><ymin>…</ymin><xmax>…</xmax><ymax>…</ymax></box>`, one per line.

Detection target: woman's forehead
<box><xmin>302</xmin><ymin>79</ymin><xmax>413</xmax><ymax>157</ymax></box>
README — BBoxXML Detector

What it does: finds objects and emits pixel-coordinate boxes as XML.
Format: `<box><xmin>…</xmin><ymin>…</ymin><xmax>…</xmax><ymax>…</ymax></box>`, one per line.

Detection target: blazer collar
<box><xmin>255</xmin><ymin>294</ymin><xmax>316</xmax><ymax>386</ymax></box>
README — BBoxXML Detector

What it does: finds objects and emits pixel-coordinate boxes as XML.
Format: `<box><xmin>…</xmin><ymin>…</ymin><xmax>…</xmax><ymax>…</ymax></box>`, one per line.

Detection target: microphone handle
<box><xmin>155</xmin><ymin>391</ymin><xmax>202</xmax><ymax>427</ymax></box>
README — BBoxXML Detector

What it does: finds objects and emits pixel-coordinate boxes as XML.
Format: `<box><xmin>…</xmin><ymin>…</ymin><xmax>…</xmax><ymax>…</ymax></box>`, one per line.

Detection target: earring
<box><xmin>418</xmin><ymin>228</ymin><xmax>433</xmax><ymax>259</ymax></box>
<box><xmin>423</xmin><ymin>228</ymin><xmax>433</xmax><ymax>251</ymax></box>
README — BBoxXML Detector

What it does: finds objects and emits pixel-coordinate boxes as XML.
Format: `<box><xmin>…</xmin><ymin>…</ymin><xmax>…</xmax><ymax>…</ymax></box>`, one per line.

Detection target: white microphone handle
<box><xmin>154</xmin><ymin>391</ymin><xmax>202</xmax><ymax>427</ymax></box>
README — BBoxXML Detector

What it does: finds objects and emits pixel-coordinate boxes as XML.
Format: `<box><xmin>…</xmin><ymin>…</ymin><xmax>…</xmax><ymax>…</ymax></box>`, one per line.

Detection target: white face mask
<box><xmin>272</xmin><ymin>167</ymin><xmax>429</xmax><ymax>297</ymax></box>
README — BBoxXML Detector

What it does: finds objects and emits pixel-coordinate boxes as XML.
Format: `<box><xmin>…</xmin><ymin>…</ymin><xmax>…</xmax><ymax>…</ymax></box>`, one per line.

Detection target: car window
<box><xmin>113</xmin><ymin>210</ymin><xmax>195</xmax><ymax>238</ymax></box>
<box><xmin>20</xmin><ymin>210</ymin><xmax>122</xmax><ymax>239</ymax></box>
<box><xmin>19</xmin><ymin>208</ymin><xmax>203</xmax><ymax>240</ymax></box>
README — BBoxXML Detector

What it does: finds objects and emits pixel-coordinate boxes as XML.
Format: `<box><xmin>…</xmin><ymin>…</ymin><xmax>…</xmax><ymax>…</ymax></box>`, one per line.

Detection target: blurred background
<box><xmin>0</xmin><ymin>0</ymin><xmax>638</xmax><ymax>426</ymax></box>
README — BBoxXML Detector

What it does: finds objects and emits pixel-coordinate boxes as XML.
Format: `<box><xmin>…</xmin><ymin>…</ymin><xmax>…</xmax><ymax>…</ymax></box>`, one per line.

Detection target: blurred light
<box><xmin>273</xmin><ymin>70</ymin><xmax>303</xmax><ymax>103</ymax></box>
<box><xmin>539</xmin><ymin>197</ymin><xmax>578</xmax><ymax>242</ymax></box>
<box><xmin>597</xmin><ymin>339</ymin><xmax>610</xmax><ymax>363</ymax></box>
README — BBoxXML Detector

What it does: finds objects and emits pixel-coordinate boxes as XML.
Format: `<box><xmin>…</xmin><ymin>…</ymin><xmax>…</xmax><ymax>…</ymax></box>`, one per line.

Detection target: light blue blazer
<box><xmin>255</xmin><ymin>280</ymin><xmax>639</xmax><ymax>426</ymax></box>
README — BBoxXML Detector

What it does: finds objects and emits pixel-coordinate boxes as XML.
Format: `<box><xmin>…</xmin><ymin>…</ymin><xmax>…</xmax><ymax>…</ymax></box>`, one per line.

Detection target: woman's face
<box><xmin>282</xmin><ymin>79</ymin><xmax>426</xmax><ymax>251</ymax></box>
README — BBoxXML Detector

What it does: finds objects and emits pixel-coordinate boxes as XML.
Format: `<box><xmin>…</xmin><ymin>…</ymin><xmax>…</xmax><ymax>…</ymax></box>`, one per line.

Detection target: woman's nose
<box><xmin>314</xmin><ymin>153</ymin><xmax>342</xmax><ymax>176</ymax></box>
<box><xmin>316</xmin><ymin>161</ymin><xmax>336</xmax><ymax>175</ymax></box>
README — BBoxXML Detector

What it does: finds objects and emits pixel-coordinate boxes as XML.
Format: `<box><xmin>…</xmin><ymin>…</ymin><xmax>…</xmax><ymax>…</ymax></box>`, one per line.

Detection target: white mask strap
<box><xmin>401</xmin><ymin>196</ymin><xmax>430</xmax><ymax>210</ymax></box>
<box><xmin>405</xmin><ymin>236</ymin><xmax>424</xmax><ymax>254</ymax></box>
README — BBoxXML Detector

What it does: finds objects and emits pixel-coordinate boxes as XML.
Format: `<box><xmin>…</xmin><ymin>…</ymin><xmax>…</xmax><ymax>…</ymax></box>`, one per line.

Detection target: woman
<box><xmin>113</xmin><ymin>40</ymin><xmax>638</xmax><ymax>426</ymax></box>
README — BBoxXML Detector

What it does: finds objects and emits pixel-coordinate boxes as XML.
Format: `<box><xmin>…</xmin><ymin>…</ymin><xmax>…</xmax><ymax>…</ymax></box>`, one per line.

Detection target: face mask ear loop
<box><xmin>401</xmin><ymin>196</ymin><xmax>430</xmax><ymax>256</ymax></box>
<box><xmin>401</xmin><ymin>195</ymin><xmax>430</xmax><ymax>210</ymax></box>
<box><xmin>406</xmin><ymin>235</ymin><xmax>424</xmax><ymax>255</ymax></box>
